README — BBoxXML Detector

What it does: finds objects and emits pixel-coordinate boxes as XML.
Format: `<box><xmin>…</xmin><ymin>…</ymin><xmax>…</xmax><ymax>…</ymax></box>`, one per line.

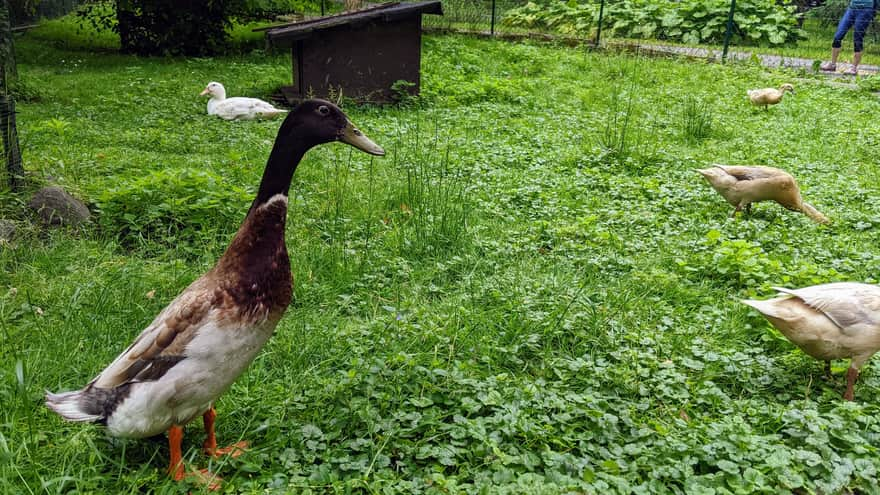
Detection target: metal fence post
<box><xmin>722</xmin><ymin>0</ymin><xmax>736</xmax><ymax>62</ymax></box>
<box><xmin>1</xmin><ymin>95</ymin><xmax>23</xmax><ymax>191</ymax></box>
<box><xmin>490</xmin><ymin>0</ymin><xmax>496</xmax><ymax>36</ymax></box>
<box><xmin>321</xmin><ymin>0</ymin><xmax>325</xmax><ymax>16</ymax></box>
<box><xmin>595</xmin><ymin>0</ymin><xmax>605</xmax><ymax>47</ymax></box>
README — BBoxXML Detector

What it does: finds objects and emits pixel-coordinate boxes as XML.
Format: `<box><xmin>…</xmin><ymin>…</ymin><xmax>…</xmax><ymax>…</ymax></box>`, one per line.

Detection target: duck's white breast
<box><xmin>106</xmin><ymin>312</ymin><xmax>278</xmax><ymax>438</ymax></box>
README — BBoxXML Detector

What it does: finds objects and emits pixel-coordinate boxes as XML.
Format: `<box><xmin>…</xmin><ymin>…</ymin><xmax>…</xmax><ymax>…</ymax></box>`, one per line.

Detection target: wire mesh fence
<box><xmin>419</xmin><ymin>0</ymin><xmax>880</xmax><ymax>69</ymax></box>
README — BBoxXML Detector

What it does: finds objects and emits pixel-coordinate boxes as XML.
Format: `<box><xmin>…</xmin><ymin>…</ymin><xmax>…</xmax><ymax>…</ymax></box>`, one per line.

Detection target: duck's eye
<box><xmin>317</xmin><ymin>105</ymin><xmax>330</xmax><ymax>116</ymax></box>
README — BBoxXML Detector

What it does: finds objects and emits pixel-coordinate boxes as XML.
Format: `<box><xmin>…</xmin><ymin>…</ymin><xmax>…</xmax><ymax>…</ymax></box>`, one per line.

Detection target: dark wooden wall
<box><xmin>287</xmin><ymin>16</ymin><xmax>422</xmax><ymax>103</ymax></box>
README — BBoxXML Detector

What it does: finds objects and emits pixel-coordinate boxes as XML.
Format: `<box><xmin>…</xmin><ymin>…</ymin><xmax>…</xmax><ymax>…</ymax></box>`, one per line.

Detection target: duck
<box><xmin>46</xmin><ymin>99</ymin><xmax>385</xmax><ymax>484</ymax></box>
<box><xmin>696</xmin><ymin>164</ymin><xmax>829</xmax><ymax>223</ymax></box>
<box><xmin>747</xmin><ymin>83</ymin><xmax>794</xmax><ymax>110</ymax></box>
<box><xmin>200</xmin><ymin>81</ymin><xmax>288</xmax><ymax>120</ymax></box>
<box><xmin>742</xmin><ymin>283</ymin><xmax>880</xmax><ymax>400</ymax></box>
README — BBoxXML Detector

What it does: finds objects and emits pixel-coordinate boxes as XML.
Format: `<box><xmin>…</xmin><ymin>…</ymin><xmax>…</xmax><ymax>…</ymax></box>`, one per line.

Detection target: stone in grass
<box><xmin>0</xmin><ymin>219</ymin><xmax>15</xmax><ymax>242</ymax></box>
<box><xmin>28</xmin><ymin>186</ymin><xmax>91</xmax><ymax>226</ymax></box>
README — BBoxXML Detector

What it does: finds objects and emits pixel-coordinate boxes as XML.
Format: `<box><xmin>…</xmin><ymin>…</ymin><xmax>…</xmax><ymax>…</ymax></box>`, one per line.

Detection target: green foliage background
<box><xmin>3</xmin><ymin>17</ymin><xmax>880</xmax><ymax>495</ymax></box>
<box><xmin>75</xmin><ymin>0</ymin><xmax>324</xmax><ymax>56</ymax></box>
<box><xmin>504</xmin><ymin>0</ymin><xmax>804</xmax><ymax>45</ymax></box>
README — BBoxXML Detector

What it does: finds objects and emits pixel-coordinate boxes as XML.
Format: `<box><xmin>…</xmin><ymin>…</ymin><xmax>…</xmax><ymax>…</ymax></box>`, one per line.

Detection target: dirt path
<box><xmin>628</xmin><ymin>43</ymin><xmax>879</xmax><ymax>77</ymax></box>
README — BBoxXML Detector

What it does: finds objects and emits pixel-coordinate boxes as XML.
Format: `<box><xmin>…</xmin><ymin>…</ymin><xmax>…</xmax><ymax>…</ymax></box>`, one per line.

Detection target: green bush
<box><xmin>94</xmin><ymin>168</ymin><xmax>251</xmax><ymax>253</ymax></box>
<box><xmin>75</xmin><ymin>0</ymin><xmax>327</xmax><ymax>56</ymax></box>
<box><xmin>504</xmin><ymin>0</ymin><xmax>805</xmax><ymax>46</ymax></box>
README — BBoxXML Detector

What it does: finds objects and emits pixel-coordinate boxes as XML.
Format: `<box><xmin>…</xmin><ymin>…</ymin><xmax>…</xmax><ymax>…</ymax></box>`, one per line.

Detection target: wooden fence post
<box><xmin>595</xmin><ymin>0</ymin><xmax>605</xmax><ymax>47</ymax></box>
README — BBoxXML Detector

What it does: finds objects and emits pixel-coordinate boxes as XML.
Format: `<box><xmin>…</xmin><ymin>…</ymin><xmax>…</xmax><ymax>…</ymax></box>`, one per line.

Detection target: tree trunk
<box><xmin>0</xmin><ymin>0</ymin><xmax>22</xmax><ymax>191</ymax></box>
<box><xmin>0</xmin><ymin>0</ymin><xmax>14</xmax><ymax>81</ymax></box>
<box><xmin>1</xmin><ymin>95</ymin><xmax>23</xmax><ymax>191</ymax></box>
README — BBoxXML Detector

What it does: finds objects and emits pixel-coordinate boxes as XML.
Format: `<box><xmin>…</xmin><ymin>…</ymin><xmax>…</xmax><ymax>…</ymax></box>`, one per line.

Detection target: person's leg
<box><xmin>824</xmin><ymin>9</ymin><xmax>856</xmax><ymax>70</ymax></box>
<box><xmin>850</xmin><ymin>8</ymin><xmax>875</xmax><ymax>73</ymax></box>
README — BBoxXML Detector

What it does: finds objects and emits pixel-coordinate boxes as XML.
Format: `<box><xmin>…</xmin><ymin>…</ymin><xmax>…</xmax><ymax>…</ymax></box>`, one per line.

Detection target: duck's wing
<box><xmin>91</xmin><ymin>282</ymin><xmax>213</xmax><ymax>389</ymax></box>
<box><xmin>773</xmin><ymin>283</ymin><xmax>880</xmax><ymax>335</ymax></box>
<box><xmin>714</xmin><ymin>165</ymin><xmax>780</xmax><ymax>181</ymax></box>
<box><xmin>216</xmin><ymin>97</ymin><xmax>285</xmax><ymax>119</ymax></box>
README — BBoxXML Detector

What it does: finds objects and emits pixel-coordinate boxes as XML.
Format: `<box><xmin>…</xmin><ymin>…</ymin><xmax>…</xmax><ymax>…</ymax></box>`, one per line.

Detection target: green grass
<box><xmin>3</xmin><ymin>19</ymin><xmax>880</xmax><ymax>494</ymax></box>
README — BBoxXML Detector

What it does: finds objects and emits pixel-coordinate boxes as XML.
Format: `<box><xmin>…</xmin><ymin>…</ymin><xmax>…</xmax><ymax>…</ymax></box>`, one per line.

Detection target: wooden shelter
<box><xmin>261</xmin><ymin>1</ymin><xmax>443</xmax><ymax>103</ymax></box>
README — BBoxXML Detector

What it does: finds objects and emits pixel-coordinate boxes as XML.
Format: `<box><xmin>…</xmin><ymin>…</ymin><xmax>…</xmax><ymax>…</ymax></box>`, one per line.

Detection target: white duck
<box><xmin>743</xmin><ymin>283</ymin><xmax>880</xmax><ymax>400</ymax></box>
<box><xmin>46</xmin><ymin>100</ymin><xmax>385</xmax><ymax>484</ymax></box>
<box><xmin>747</xmin><ymin>83</ymin><xmax>794</xmax><ymax>110</ymax></box>
<box><xmin>200</xmin><ymin>81</ymin><xmax>288</xmax><ymax>120</ymax></box>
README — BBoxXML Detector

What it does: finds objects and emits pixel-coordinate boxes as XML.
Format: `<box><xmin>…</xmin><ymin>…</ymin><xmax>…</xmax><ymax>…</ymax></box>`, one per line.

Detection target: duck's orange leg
<box><xmin>202</xmin><ymin>406</ymin><xmax>248</xmax><ymax>457</ymax></box>
<box><xmin>168</xmin><ymin>425</ymin><xmax>185</xmax><ymax>481</ymax></box>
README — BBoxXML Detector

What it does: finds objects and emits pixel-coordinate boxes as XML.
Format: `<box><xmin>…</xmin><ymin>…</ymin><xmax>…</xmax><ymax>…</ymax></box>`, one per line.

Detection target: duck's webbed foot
<box><xmin>202</xmin><ymin>406</ymin><xmax>249</xmax><ymax>458</ymax></box>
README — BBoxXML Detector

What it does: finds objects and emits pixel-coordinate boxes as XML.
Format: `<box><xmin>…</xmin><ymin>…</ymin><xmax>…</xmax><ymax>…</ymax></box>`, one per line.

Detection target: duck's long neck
<box><xmin>252</xmin><ymin>137</ymin><xmax>311</xmax><ymax>209</ymax></box>
<box><xmin>214</xmin><ymin>136</ymin><xmax>312</xmax><ymax>311</ymax></box>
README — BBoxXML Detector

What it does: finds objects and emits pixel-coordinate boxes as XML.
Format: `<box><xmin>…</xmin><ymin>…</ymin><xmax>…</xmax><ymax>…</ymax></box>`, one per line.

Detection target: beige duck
<box><xmin>743</xmin><ymin>283</ymin><xmax>880</xmax><ymax>400</ymax></box>
<box><xmin>696</xmin><ymin>165</ymin><xmax>829</xmax><ymax>223</ymax></box>
<box><xmin>747</xmin><ymin>83</ymin><xmax>794</xmax><ymax>110</ymax></box>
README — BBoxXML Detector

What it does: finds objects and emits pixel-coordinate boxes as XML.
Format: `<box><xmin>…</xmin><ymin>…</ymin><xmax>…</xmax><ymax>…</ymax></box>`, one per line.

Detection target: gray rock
<box><xmin>0</xmin><ymin>219</ymin><xmax>15</xmax><ymax>242</ymax></box>
<box><xmin>28</xmin><ymin>186</ymin><xmax>91</xmax><ymax>226</ymax></box>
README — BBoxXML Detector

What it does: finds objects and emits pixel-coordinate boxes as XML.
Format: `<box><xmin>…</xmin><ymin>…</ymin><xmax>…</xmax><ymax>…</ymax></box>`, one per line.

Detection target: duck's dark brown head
<box><xmin>278</xmin><ymin>99</ymin><xmax>385</xmax><ymax>156</ymax></box>
<box><xmin>253</xmin><ymin>99</ymin><xmax>384</xmax><ymax>207</ymax></box>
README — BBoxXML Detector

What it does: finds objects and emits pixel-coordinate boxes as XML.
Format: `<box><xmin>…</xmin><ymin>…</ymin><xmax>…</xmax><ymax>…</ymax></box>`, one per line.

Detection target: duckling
<box><xmin>742</xmin><ymin>283</ymin><xmax>880</xmax><ymax>400</ymax></box>
<box><xmin>46</xmin><ymin>100</ymin><xmax>384</xmax><ymax>484</ymax></box>
<box><xmin>696</xmin><ymin>165</ymin><xmax>829</xmax><ymax>223</ymax></box>
<box><xmin>747</xmin><ymin>83</ymin><xmax>794</xmax><ymax>110</ymax></box>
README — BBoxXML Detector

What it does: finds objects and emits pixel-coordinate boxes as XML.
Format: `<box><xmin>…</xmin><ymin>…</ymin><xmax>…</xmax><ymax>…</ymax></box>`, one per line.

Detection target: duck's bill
<box><xmin>199</xmin><ymin>88</ymin><xmax>210</xmax><ymax>96</ymax></box>
<box><xmin>340</xmin><ymin>120</ymin><xmax>385</xmax><ymax>156</ymax></box>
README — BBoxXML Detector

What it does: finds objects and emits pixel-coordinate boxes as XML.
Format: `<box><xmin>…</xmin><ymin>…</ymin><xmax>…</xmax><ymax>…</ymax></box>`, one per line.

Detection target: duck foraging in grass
<box><xmin>46</xmin><ymin>99</ymin><xmax>384</xmax><ymax>485</ymax></box>
<box><xmin>696</xmin><ymin>164</ymin><xmax>829</xmax><ymax>223</ymax></box>
<box><xmin>747</xmin><ymin>83</ymin><xmax>794</xmax><ymax>110</ymax></box>
<box><xmin>200</xmin><ymin>81</ymin><xmax>288</xmax><ymax>120</ymax></box>
<box><xmin>742</xmin><ymin>283</ymin><xmax>880</xmax><ymax>401</ymax></box>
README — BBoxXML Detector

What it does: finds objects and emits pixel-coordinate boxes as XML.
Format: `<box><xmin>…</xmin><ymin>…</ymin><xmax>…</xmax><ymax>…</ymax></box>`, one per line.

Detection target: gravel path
<box><xmin>630</xmin><ymin>43</ymin><xmax>879</xmax><ymax>77</ymax></box>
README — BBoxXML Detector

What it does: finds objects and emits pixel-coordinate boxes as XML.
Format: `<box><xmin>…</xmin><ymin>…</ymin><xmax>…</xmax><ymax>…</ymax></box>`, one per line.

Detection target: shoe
<box><xmin>820</xmin><ymin>61</ymin><xmax>837</xmax><ymax>71</ymax></box>
<box><xmin>845</xmin><ymin>67</ymin><xmax>859</xmax><ymax>75</ymax></box>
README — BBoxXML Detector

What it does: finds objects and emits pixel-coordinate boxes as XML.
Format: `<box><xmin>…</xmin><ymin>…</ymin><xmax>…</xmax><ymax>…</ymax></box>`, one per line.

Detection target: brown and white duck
<box><xmin>743</xmin><ymin>283</ymin><xmax>880</xmax><ymax>400</ymax></box>
<box><xmin>747</xmin><ymin>83</ymin><xmax>794</xmax><ymax>110</ymax></box>
<box><xmin>696</xmin><ymin>164</ymin><xmax>829</xmax><ymax>223</ymax></box>
<box><xmin>46</xmin><ymin>99</ymin><xmax>384</xmax><ymax>483</ymax></box>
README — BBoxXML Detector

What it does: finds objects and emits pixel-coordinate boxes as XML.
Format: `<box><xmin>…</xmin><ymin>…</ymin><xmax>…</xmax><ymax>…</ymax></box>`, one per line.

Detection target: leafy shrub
<box><xmin>8</xmin><ymin>77</ymin><xmax>43</xmax><ymax>102</ymax></box>
<box><xmin>76</xmin><ymin>0</ymin><xmax>327</xmax><ymax>56</ymax></box>
<box><xmin>504</xmin><ymin>0</ymin><xmax>805</xmax><ymax>46</ymax></box>
<box><xmin>77</xmin><ymin>0</ymin><xmax>231</xmax><ymax>56</ymax></box>
<box><xmin>94</xmin><ymin>168</ymin><xmax>251</xmax><ymax>254</ymax></box>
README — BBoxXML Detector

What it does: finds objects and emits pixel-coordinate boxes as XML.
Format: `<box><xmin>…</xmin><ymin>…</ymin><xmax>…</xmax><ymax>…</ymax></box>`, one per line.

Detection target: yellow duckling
<box><xmin>743</xmin><ymin>283</ymin><xmax>880</xmax><ymax>400</ymax></box>
<box><xmin>696</xmin><ymin>165</ymin><xmax>829</xmax><ymax>223</ymax></box>
<box><xmin>747</xmin><ymin>83</ymin><xmax>794</xmax><ymax>110</ymax></box>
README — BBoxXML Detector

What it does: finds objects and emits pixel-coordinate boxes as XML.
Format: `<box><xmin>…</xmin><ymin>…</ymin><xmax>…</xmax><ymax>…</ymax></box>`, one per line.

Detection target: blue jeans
<box><xmin>833</xmin><ymin>7</ymin><xmax>876</xmax><ymax>53</ymax></box>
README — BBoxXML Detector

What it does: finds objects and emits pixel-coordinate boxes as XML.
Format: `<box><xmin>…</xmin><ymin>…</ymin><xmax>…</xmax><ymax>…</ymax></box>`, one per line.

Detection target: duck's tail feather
<box><xmin>45</xmin><ymin>389</ymin><xmax>104</xmax><ymax>423</ymax></box>
<box><xmin>260</xmin><ymin>109</ymin><xmax>288</xmax><ymax>119</ymax></box>
<box><xmin>799</xmin><ymin>202</ymin><xmax>829</xmax><ymax>224</ymax></box>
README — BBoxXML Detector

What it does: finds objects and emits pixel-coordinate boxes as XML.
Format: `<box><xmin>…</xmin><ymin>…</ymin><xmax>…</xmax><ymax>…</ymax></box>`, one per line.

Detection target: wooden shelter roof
<box><xmin>261</xmin><ymin>1</ymin><xmax>443</xmax><ymax>46</ymax></box>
